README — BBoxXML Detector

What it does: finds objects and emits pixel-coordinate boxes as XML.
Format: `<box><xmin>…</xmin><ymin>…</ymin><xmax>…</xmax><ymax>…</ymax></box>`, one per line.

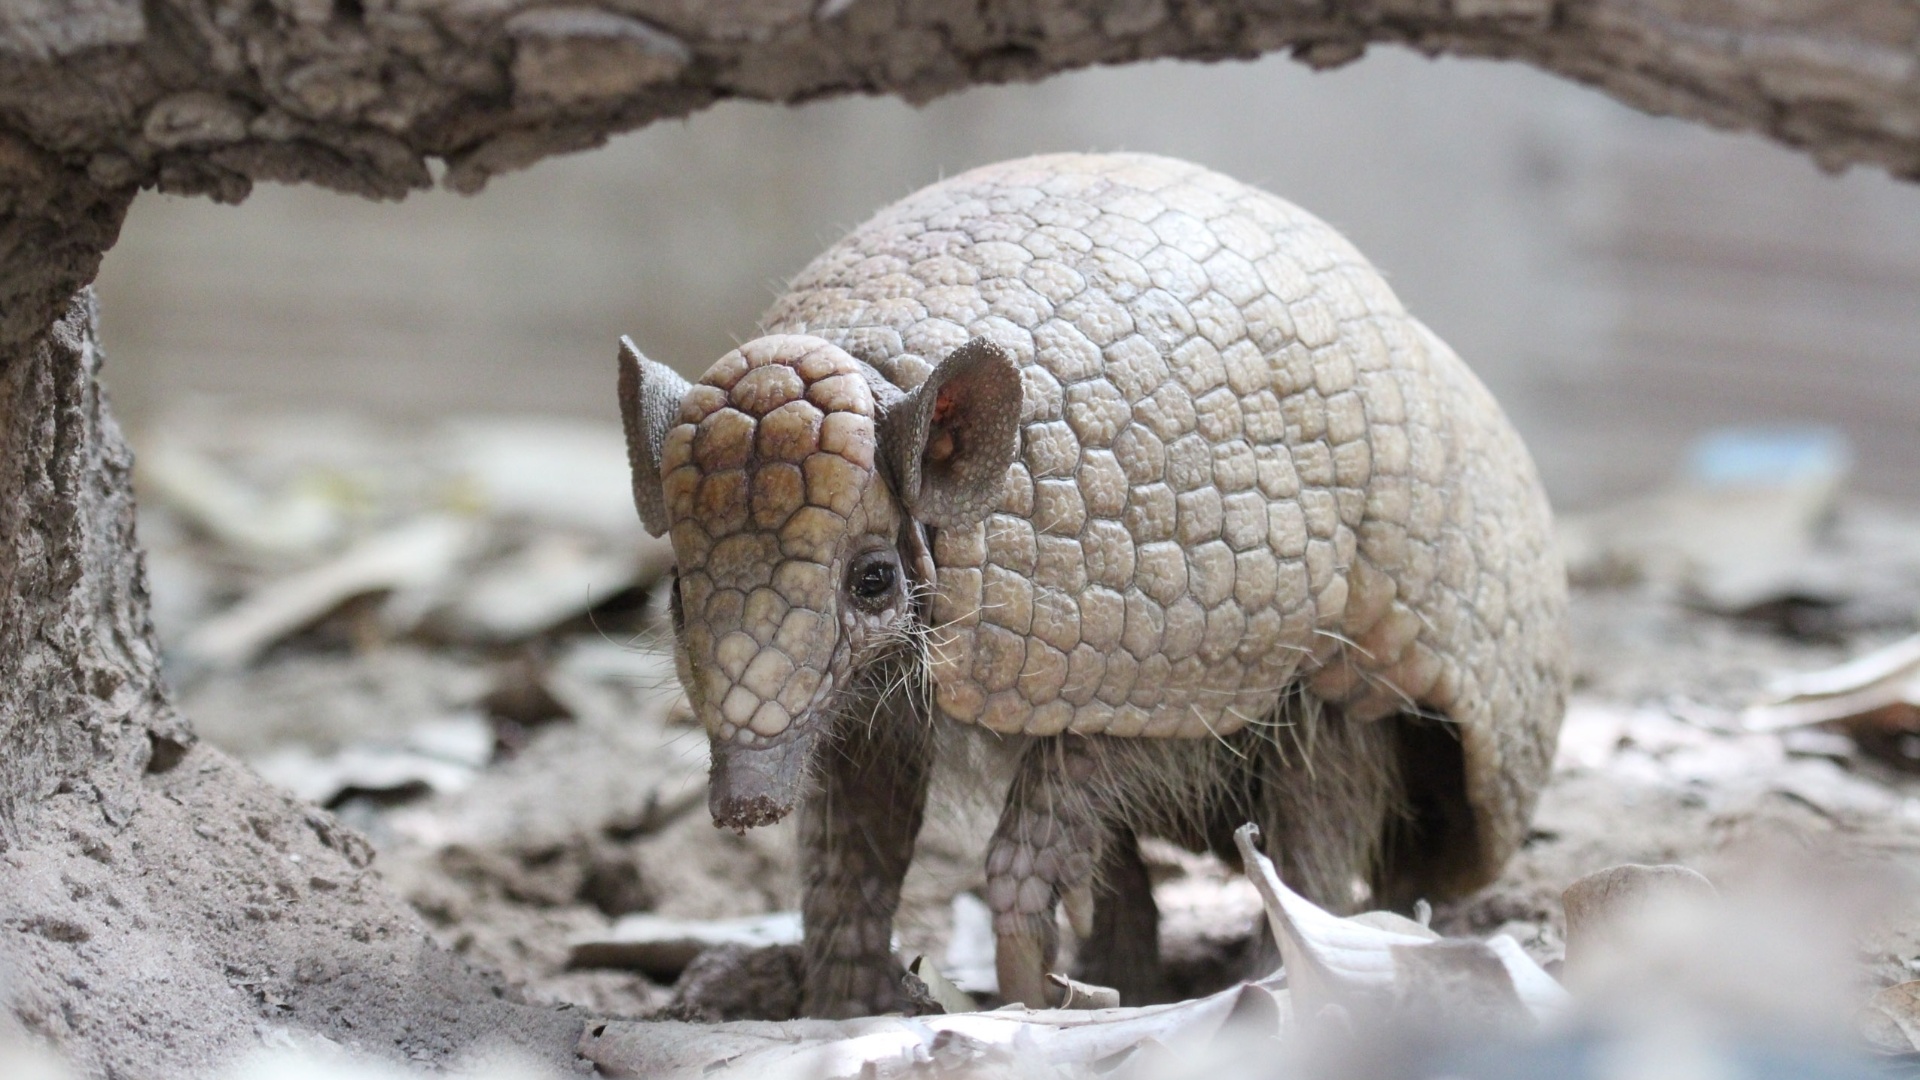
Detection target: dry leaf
<box><xmin>906</xmin><ymin>956</ymin><xmax>977</xmax><ymax>1016</ymax></box>
<box><xmin>1048</xmin><ymin>973</ymin><xmax>1121</xmax><ymax>1010</ymax></box>
<box><xmin>140</xmin><ymin>439</ymin><xmax>344</xmax><ymax>558</ymax></box>
<box><xmin>440</xmin><ymin>418</ymin><xmax>641</xmax><ymax>535</ymax></box>
<box><xmin>1232</xmin><ymin>823</ymin><xmax>1567</xmax><ymax>1030</ymax></box>
<box><xmin>1742</xmin><ymin>633</ymin><xmax>1920</xmax><ymax>734</ymax></box>
<box><xmin>250</xmin><ymin>715</ymin><xmax>493</xmax><ymax>805</ymax></box>
<box><xmin>438</xmin><ymin>532</ymin><xmax>662</xmax><ymax>642</ymax></box>
<box><xmin>1859</xmin><ymin>981</ymin><xmax>1920</xmax><ymax>1052</ymax></box>
<box><xmin>582</xmin><ymin>974</ymin><xmax>1285</xmax><ymax>1079</ymax></box>
<box><xmin>1562</xmin><ymin>863</ymin><xmax>1718</xmax><ymax>987</ymax></box>
<box><xmin>181</xmin><ymin>517</ymin><xmax>473</xmax><ymax>670</ymax></box>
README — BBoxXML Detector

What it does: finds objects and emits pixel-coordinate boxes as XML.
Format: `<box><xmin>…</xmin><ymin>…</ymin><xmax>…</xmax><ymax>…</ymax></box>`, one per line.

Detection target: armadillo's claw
<box><xmin>992</xmin><ymin>926</ymin><xmax>1061</xmax><ymax>1009</ymax></box>
<box><xmin>1062</xmin><ymin>882</ymin><xmax>1095</xmax><ymax>940</ymax></box>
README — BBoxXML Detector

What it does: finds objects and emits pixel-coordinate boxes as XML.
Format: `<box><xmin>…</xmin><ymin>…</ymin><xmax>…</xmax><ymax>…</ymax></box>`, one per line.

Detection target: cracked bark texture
<box><xmin>0</xmin><ymin>289</ymin><xmax>159</xmax><ymax>839</ymax></box>
<box><xmin>0</xmin><ymin>0</ymin><xmax>1916</xmax><ymax>227</ymax></box>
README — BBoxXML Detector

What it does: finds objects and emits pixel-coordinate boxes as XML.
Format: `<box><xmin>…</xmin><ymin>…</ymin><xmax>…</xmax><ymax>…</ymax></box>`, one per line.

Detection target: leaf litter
<box><xmin>54</xmin><ymin>407</ymin><xmax>1920</xmax><ymax>1077</ymax></box>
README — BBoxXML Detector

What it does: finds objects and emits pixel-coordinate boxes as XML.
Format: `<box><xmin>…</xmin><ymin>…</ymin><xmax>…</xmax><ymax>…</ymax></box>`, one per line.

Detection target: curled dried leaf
<box><xmin>1232</xmin><ymin>823</ymin><xmax>1567</xmax><ymax>1031</ymax></box>
<box><xmin>1860</xmin><ymin>981</ymin><xmax>1920</xmax><ymax>1052</ymax></box>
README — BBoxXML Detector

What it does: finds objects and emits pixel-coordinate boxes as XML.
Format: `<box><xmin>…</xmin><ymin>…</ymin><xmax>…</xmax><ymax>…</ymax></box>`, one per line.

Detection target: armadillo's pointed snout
<box><xmin>708</xmin><ymin>726</ymin><xmax>818</xmax><ymax>832</ymax></box>
<box><xmin>689</xmin><ymin>635</ymin><xmax>837</xmax><ymax>831</ymax></box>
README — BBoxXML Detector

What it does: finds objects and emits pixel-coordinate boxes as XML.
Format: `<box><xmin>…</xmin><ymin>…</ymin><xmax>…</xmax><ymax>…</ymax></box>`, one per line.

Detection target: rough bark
<box><xmin>0</xmin><ymin>294</ymin><xmax>584</xmax><ymax>1077</ymax></box>
<box><xmin>0</xmin><ymin>287</ymin><xmax>156</xmax><ymax>837</ymax></box>
<box><xmin>0</xmin><ymin>0</ymin><xmax>1917</xmax><ymax>223</ymax></box>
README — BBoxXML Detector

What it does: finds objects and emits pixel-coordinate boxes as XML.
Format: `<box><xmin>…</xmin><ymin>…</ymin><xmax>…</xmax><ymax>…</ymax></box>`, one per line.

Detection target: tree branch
<box><xmin>1</xmin><ymin>0</ymin><xmax>1915</xmax><ymax>216</ymax></box>
<box><xmin>0</xmin><ymin>0</ymin><xmax>1911</xmax><ymax>351</ymax></box>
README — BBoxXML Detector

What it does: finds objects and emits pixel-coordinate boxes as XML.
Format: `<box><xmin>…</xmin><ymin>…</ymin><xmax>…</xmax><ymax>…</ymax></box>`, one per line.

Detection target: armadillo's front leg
<box><xmin>798</xmin><ymin>690</ymin><xmax>931</xmax><ymax>1018</ymax></box>
<box><xmin>986</xmin><ymin>736</ymin><xmax>1105</xmax><ymax>1008</ymax></box>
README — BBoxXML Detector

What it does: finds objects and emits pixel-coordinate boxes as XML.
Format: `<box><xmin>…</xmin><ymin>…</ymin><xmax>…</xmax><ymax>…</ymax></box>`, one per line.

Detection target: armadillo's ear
<box><xmin>617</xmin><ymin>336</ymin><xmax>692</xmax><ymax>537</ymax></box>
<box><xmin>882</xmin><ymin>337</ymin><xmax>1023</xmax><ymax>528</ymax></box>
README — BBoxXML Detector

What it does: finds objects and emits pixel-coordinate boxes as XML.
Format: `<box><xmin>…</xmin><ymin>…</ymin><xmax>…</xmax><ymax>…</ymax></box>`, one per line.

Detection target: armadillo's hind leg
<box><xmin>986</xmin><ymin>735</ymin><xmax>1106</xmax><ymax>1008</ymax></box>
<box><xmin>1243</xmin><ymin>697</ymin><xmax>1407</xmax><ymax>912</ymax></box>
<box><xmin>798</xmin><ymin>687</ymin><xmax>933</xmax><ymax>1019</ymax></box>
<box><xmin>1072</xmin><ymin>825</ymin><xmax>1171</xmax><ymax>1005</ymax></box>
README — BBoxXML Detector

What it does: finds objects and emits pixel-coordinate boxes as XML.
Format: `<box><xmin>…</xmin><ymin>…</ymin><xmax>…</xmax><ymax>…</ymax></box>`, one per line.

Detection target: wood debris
<box><xmin>568</xmin><ymin>912</ymin><xmax>804</xmax><ymax>979</ymax></box>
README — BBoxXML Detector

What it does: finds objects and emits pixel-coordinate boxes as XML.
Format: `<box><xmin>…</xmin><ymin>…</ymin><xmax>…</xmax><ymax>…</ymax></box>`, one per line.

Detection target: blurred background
<box><xmin>94</xmin><ymin>47</ymin><xmax>1920</xmax><ymax>509</ymax></box>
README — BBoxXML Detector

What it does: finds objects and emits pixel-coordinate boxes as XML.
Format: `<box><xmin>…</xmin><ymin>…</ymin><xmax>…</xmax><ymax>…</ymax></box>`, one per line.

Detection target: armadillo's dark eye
<box><xmin>848</xmin><ymin>554</ymin><xmax>898</xmax><ymax>610</ymax></box>
<box><xmin>667</xmin><ymin>570</ymin><xmax>684</xmax><ymax>630</ymax></box>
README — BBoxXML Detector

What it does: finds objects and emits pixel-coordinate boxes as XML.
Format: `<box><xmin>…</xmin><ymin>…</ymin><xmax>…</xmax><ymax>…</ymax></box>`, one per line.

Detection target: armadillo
<box><xmin>619</xmin><ymin>152</ymin><xmax>1568</xmax><ymax>1016</ymax></box>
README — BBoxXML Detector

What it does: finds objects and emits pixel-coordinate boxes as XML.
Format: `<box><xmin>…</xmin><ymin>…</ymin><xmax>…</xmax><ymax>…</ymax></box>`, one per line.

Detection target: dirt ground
<box><xmin>121</xmin><ymin>407</ymin><xmax>1920</xmax><ymax>1047</ymax></box>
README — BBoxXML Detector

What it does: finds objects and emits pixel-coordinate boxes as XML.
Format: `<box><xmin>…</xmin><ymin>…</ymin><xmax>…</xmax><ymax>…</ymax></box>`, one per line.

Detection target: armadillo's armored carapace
<box><xmin>620</xmin><ymin>152</ymin><xmax>1568</xmax><ymax>1011</ymax></box>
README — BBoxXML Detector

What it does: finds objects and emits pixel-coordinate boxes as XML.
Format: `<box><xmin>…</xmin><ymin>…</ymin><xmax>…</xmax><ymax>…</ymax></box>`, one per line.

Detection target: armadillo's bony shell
<box><xmin>762</xmin><ymin>152</ymin><xmax>1568</xmax><ymax>888</ymax></box>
